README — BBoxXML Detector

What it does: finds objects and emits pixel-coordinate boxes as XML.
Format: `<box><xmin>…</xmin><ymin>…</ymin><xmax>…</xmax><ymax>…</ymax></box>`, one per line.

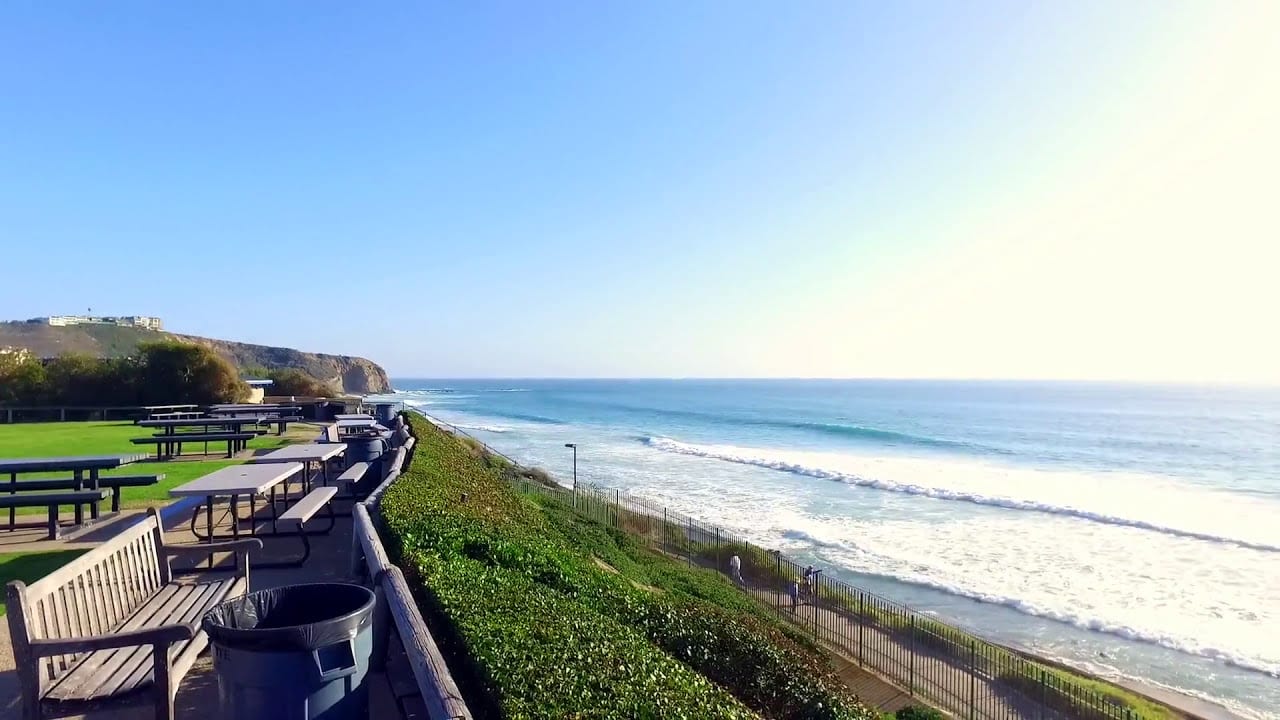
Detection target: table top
<box><xmin>169</xmin><ymin>462</ymin><xmax>303</xmax><ymax>497</ymax></box>
<box><xmin>137</xmin><ymin>417</ymin><xmax>258</xmax><ymax>428</ymax></box>
<box><xmin>334</xmin><ymin>414</ymin><xmax>375</xmax><ymax>421</ymax></box>
<box><xmin>142</xmin><ymin>404</ymin><xmax>199</xmax><ymax>411</ymax></box>
<box><xmin>335</xmin><ymin>418</ymin><xmax>377</xmax><ymax>428</ymax></box>
<box><xmin>248</xmin><ymin>444</ymin><xmax>345</xmax><ymax>463</ymax></box>
<box><xmin>0</xmin><ymin>454</ymin><xmax>149</xmax><ymax>474</ymax></box>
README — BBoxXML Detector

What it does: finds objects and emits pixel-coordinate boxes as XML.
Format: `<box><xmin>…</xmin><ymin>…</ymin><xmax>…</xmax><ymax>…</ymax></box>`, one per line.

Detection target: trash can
<box><xmin>203</xmin><ymin>583</ymin><xmax>376</xmax><ymax>720</ymax></box>
<box><xmin>342</xmin><ymin>432</ymin><xmax>389</xmax><ymax>493</ymax></box>
<box><xmin>372</xmin><ymin>403</ymin><xmax>397</xmax><ymax>427</ymax></box>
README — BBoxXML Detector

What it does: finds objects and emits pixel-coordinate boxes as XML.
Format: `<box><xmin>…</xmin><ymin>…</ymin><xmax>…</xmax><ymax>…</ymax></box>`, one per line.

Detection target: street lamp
<box><xmin>564</xmin><ymin>443</ymin><xmax>577</xmax><ymax>489</ymax></box>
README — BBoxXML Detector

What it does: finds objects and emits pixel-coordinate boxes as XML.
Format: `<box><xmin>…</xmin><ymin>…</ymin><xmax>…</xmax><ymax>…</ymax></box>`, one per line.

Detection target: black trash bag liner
<box><xmin>203</xmin><ymin>583</ymin><xmax>375</xmax><ymax>652</ymax></box>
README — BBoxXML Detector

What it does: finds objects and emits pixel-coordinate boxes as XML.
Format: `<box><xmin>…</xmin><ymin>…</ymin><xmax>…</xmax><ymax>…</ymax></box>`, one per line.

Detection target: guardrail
<box><xmin>417</xmin><ymin>410</ymin><xmax>1153</xmax><ymax>720</ymax></box>
<box><xmin>350</xmin><ymin>419</ymin><xmax>473</xmax><ymax>720</ymax></box>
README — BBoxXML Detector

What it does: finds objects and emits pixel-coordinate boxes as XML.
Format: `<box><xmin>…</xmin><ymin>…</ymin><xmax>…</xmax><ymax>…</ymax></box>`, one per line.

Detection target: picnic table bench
<box><xmin>5</xmin><ymin>509</ymin><xmax>260</xmax><ymax>719</ymax></box>
<box><xmin>0</xmin><ymin>491</ymin><xmax>109</xmax><ymax>539</ymax></box>
<box><xmin>131</xmin><ymin>433</ymin><xmax>255</xmax><ymax>459</ymax></box>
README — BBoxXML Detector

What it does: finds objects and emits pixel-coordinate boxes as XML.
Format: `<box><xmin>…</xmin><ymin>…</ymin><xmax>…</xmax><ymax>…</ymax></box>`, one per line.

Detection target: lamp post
<box><xmin>563</xmin><ymin>443</ymin><xmax>577</xmax><ymax>489</ymax></box>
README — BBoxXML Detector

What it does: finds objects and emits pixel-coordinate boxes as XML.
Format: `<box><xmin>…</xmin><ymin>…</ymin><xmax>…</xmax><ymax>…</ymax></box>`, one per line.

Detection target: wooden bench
<box><xmin>275</xmin><ymin>487</ymin><xmax>337</xmax><ymax>565</ymax></box>
<box><xmin>130</xmin><ymin>433</ymin><xmax>255</xmax><ymax>459</ymax></box>
<box><xmin>5</xmin><ymin>509</ymin><xmax>261</xmax><ymax>719</ymax></box>
<box><xmin>0</xmin><ymin>490</ymin><xmax>110</xmax><ymax>539</ymax></box>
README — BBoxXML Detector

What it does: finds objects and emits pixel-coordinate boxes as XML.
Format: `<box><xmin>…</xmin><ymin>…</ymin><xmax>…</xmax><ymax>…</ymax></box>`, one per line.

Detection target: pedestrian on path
<box><xmin>728</xmin><ymin>553</ymin><xmax>743</xmax><ymax>586</ymax></box>
<box><xmin>788</xmin><ymin>580</ymin><xmax>799</xmax><ymax>612</ymax></box>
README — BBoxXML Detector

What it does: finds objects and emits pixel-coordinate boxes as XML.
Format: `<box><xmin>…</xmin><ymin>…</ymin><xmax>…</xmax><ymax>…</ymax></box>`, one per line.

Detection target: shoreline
<box><xmin>405</xmin><ymin>406</ymin><xmax>1266</xmax><ymax>720</ymax></box>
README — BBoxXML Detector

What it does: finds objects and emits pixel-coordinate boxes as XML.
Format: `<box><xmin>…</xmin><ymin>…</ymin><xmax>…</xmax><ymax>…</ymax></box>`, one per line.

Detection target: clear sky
<box><xmin>2</xmin><ymin>2</ymin><xmax>1277</xmax><ymax>382</ymax></box>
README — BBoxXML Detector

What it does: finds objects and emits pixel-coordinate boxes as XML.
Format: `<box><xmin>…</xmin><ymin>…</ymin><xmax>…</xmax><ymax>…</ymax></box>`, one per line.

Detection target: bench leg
<box><xmin>89</xmin><ymin>500</ymin><xmax>100</xmax><ymax>521</ymax></box>
<box><xmin>153</xmin><ymin>644</ymin><xmax>174</xmax><ymax>720</ymax></box>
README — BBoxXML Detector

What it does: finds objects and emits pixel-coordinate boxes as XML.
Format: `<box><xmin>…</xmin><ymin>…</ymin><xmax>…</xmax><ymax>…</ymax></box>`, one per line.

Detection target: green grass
<box><xmin>0</xmin><ymin>420</ymin><xmax>320</xmax><ymax>512</ymax></box>
<box><xmin>0</xmin><ymin>550</ymin><xmax>87</xmax><ymax>615</ymax></box>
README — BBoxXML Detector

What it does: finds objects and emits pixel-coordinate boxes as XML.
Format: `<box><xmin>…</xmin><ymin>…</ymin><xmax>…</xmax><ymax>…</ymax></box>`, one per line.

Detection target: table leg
<box><xmin>73</xmin><ymin>470</ymin><xmax>84</xmax><ymax>524</ymax></box>
<box><xmin>230</xmin><ymin>495</ymin><xmax>240</xmax><ymax>539</ymax></box>
<box><xmin>270</xmin><ymin>485</ymin><xmax>278</xmax><ymax>534</ymax></box>
<box><xmin>321</xmin><ymin>460</ymin><xmax>331</xmax><ymax>487</ymax></box>
<box><xmin>8</xmin><ymin>472</ymin><xmax>15</xmax><ymax>531</ymax></box>
<box><xmin>249</xmin><ymin>494</ymin><xmax>257</xmax><ymax>536</ymax></box>
<box><xmin>205</xmin><ymin>495</ymin><xmax>215</xmax><ymax>569</ymax></box>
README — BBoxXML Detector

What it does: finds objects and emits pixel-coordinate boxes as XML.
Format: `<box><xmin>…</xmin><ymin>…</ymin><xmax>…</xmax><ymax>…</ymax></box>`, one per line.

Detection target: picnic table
<box><xmin>334</xmin><ymin>413</ymin><xmax>375</xmax><ymax>421</ymax></box>
<box><xmin>248</xmin><ymin>443</ymin><xmax>345</xmax><ymax>492</ymax></box>
<box><xmin>141</xmin><ymin>404</ymin><xmax>199</xmax><ymax>421</ymax></box>
<box><xmin>135</xmin><ymin>417</ymin><xmax>264</xmax><ymax>457</ymax></box>
<box><xmin>169</xmin><ymin>462</ymin><xmax>303</xmax><ymax>546</ymax></box>
<box><xmin>0</xmin><ymin>454</ymin><xmax>149</xmax><ymax>537</ymax></box>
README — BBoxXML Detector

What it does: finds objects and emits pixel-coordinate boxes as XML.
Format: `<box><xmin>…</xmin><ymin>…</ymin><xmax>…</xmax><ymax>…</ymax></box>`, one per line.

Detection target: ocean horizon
<box><xmin>380</xmin><ymin>378</ymin><xmax>1280</xmax><ymax>720</ymax></box>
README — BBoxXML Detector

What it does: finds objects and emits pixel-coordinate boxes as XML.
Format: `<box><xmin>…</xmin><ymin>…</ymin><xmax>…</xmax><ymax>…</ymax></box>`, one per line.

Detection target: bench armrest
<box><xmin>161</xmin><ymin>538</ymin><xmax>263</xmax><ymax>555</ymax></box>
<box><xmin>29</xmin><ymin>622</ymin><xmax>196</xmax><ymax>655</ymax></box>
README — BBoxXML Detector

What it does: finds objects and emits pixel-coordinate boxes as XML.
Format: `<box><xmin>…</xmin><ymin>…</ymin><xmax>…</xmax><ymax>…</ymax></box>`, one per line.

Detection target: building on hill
<box><xmin>32</xmin><ymin>315</ymin><xmax>163</xmax><ymax>330</ymax></box>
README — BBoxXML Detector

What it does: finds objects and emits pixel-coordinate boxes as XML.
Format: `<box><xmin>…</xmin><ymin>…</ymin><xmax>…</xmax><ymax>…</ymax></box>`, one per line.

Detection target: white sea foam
<box><xmin>642</xmin><ymin>436</ymin><xmax>1280</xmax><ymax>553</ymax></box>
<box><xmin>449</xmin><ymin>422</ymin><xmax>512</xmax><ymax>434</ymax></box>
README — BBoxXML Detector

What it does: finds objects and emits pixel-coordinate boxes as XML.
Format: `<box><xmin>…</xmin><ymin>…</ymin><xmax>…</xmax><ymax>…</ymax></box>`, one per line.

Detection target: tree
<box><xmin>0</xmin><ymin>353</ymin><xmax>46</xmax><ymax>405</ymax></box>
<box><xmin>266</xmin><ymin>367</ymin><xmax>336</xmax><ymax>398</ymax></box>
<box><xmin>136</xmin><ymin>341</ymin><xmax>248</xmax><ymax>405</ymax></box>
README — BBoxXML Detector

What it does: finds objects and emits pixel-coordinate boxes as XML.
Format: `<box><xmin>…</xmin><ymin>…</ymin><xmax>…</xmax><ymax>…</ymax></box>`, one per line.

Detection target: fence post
<box><xmin>857</xmin><ymin>593</ymin><xmax>864</xmax><ymax>665</ymax></box>
<box><xmin>1040</xmin><ymin>668</ymin><xmax>1047</xmax><ymax>720</ymax></box>
<box><xmin>909</xmin><ymin>615</ymin><xmax>916</xmax><ymax>695</ymax></box>
<box><xmin>813</xmin><ymin>575</ymin><xmax>819</xmax><ymax>639</ymax></box>
<box><xmin>686</xmin><ymin>517</ymin><xmax>693</xmax><ymax>566</ymax></box>
<box><xmin>614</xmin><ymin>488</ymin><xmax>620</xmax><ymax>528</ymax></box>
<box><xmin>969</xmin><ymin>640</ymin><xmax>976</xmax><ymax>719</ymax></box>
<box><xmin>715</xmin><ymin>528</ymin><xmax>721</xmax><ymax>571</ymax></box>
<box><xmin>662</xmin><ymin>508</ymin><xmax>668</xmax><ymax>555</ymax></box>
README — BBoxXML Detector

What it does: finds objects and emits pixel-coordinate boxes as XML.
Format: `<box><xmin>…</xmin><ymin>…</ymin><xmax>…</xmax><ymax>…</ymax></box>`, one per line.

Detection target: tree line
<box><xmin>0</xmin><ymin>341</ymin><xmax>335</xmax><ymax>406</ymax></box>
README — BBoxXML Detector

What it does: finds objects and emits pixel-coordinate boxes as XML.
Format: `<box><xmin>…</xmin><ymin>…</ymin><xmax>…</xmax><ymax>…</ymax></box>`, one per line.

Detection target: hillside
<box><xmin>0</xmin><ymin>322</ymin><xmax>390</xmax><ymax>394</ymax></box>
<box><xmin>381</xmin><ymin>414</ymin><xmax>879</xmax><ymax>719</ymax></box>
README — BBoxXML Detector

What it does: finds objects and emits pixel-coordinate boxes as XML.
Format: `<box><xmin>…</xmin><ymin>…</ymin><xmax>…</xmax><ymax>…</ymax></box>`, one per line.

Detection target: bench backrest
<box><xmin>7</xmin><ymin>513</ymin><xmax>165</xmax><ymax>687</ymax></box>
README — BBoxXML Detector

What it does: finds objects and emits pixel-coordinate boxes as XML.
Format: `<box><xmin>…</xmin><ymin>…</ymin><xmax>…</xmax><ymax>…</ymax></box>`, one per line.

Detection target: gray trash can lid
<box><xmin>203</xmin><ymin>582</ymin><xmax>375</xmax><ymax>652</ymax></box>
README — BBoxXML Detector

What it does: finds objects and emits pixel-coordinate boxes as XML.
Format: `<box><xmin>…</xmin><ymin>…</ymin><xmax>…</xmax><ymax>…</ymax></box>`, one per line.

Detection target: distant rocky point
<box><xmin>0</xmin><ymin>321</ymin><xmax>390</xmax><ymax>394</ymax></box>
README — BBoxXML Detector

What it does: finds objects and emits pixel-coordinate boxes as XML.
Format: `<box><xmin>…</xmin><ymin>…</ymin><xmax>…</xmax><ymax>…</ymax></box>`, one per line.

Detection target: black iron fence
<box><xmin>418</xmin><ymin>411</ymin><xmax>1154</xmax><ymax>720</ymax></box>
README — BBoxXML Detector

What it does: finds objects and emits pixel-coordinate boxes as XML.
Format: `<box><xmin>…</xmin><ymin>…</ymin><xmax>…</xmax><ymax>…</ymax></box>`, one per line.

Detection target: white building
<box><xmin>38</xmin><ymin>315</ymin><xmax>163</xmax><ymax>330</ymax></box>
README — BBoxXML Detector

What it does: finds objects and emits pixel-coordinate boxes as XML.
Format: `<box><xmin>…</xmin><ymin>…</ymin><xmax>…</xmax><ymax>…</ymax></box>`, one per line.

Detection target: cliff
<box><xmin>0</xmin><ymin>322</ymin><xmax>391</xmax><ymax>394</ymax></box>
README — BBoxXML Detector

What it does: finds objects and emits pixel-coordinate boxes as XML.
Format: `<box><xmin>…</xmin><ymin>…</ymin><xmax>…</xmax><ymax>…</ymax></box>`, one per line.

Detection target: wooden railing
<box><xmin>350</xmin><ymin>427</ymin><xmax>471</xmax><ymax>720</ymax></box>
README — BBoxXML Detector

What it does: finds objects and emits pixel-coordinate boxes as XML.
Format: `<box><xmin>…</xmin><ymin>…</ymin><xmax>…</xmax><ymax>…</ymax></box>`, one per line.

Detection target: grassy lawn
<box><xmin>0</xmin><ymin>420</ymin><xmax>323</xmax><ymax>512</ymax></box>
<box><xmin>0</xmin><ymin>550</ymin><xmax>88</xmax><ymax>614</ymax></box>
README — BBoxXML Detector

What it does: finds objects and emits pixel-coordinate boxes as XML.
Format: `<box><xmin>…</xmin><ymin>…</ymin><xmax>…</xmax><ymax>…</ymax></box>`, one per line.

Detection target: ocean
<box><xmin>384</xmin><ymin>379</ymin><xmax>1280</xmax><ymax>719</ymax></box>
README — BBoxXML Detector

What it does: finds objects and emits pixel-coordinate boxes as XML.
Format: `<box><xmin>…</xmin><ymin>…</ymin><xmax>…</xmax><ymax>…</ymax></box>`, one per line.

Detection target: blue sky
<box><xmin>2</xmin><ymin>2</ymin><xmax>1276</xmax><ymax>381</ymax></box>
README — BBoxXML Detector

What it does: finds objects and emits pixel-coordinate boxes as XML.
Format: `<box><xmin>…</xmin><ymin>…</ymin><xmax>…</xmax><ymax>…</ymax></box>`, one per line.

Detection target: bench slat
<box><xmin>0</xmin><ymin>490</ymin><xmax>109</xmax><ymax>508</ymax></box>
<box><xmin>278</xmin><ymin>486</ymin><xmax>338</xmax><ymax>527</ymax></box>
<box><xmin>107</xmin><ymin>580</ymin><xmax>233</xmax><ymax>698</ymax></box>
<box><xmin>46</xmin><ymin>584</ymin><xmax>187</xmax><ymax>700</ymax></box>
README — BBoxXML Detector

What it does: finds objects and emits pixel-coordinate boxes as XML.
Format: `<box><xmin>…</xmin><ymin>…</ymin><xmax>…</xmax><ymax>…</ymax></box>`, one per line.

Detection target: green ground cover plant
<box><xmin>382</xmin><ymin>415</ymin><xmax>877</xmax><ymax>720</ymax></box>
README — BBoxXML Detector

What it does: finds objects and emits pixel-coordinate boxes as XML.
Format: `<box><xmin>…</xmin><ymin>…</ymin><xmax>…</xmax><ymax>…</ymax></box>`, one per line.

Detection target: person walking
<box><xmin>728</xmin><ymin>553</ymin><xmax>744</xmax><ymax>586</ymax></box>
<box><xmin>788</xmin><ymin>579</ymin><xmax>800</xmax><ymax>612</ymax></box>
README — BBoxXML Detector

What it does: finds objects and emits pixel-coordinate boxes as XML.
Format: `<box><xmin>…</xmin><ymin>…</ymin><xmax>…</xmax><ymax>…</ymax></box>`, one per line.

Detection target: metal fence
<box><xmin>417</xmin><ymin>411</ymin><xmax>1150</xmax><ymax>720</ymax></box>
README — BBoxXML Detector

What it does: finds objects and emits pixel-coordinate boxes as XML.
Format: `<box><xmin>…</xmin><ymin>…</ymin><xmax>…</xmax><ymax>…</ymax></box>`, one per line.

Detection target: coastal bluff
<box><xmin>0</xmin><ymin>321</ymin><xmax>391</xmax><ymax>394</ymax></box>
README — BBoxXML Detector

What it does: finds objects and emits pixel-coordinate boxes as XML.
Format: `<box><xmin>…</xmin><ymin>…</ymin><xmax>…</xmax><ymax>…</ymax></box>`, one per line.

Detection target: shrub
<box><xmin>381</xmin><ymin>415</ymin><xmax>878</xmax><ymax>720</ymax></box>
<box><xmin>266</xmin><ymin>367</ymin><xmax>335</xmax><ymax>398</ymax></box>
<box><xmin>895</xmin><ymin>707</ymin><xmax>944</xmax><ymax>720</ymax></box>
